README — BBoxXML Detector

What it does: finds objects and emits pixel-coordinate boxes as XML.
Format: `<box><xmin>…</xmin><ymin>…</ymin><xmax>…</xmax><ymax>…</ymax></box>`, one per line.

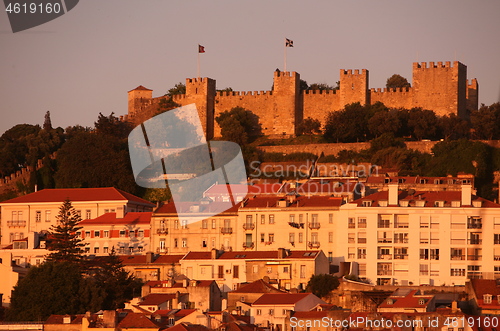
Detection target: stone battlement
<box><xmin>127</xmin><ymin>61</ymin><xmax>478</xmax><ymax>138</ymax></box>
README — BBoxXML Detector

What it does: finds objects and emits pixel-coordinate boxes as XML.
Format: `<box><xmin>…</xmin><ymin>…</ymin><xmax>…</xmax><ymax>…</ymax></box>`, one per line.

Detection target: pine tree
<box><xmin>46</xmin><ymin>199</ymin><xmax>84</xmax><ymax>263</ymax></box>
<box><xmin>43</xmin><ymin>111</ymin><xmax>53</xmax><ymax>131</ymax></box>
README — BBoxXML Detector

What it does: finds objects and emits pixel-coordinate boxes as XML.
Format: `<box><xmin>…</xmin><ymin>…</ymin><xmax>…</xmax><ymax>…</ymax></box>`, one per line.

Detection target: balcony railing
<box><xmin>377</xmin><ymin>270</ymin><xmax>392</xmax><ymax>276</ymax></box>
<box><xmin>467</xmin><ymin>223</ymin><xmax>482</xmax><ymax>229</ymax></box>
<box><xmin>358</xmin><ymin>238</ymin><xmax>367</xmax><ymax>244</ymax></box>
<box><xmin>243</xmin><ymin>242</ymin><xmax>254</xmax><ymax>249</ymax></box>
<box><xmin>156</xmin><ymin>247</ymin><xmax>168</xmax><ymax>254</ymax></box>
<box><xmin>495</xmin><ymin>255</ymin><xmax>500</xmax><ymax>261</ymax></box>
<box><xmin>451</xmin><ymin>255</ymin><xmax>466</xmax><ymax>260</ymax></box>
<box><xmin>157</xmin><ymin>228</ymin><xmax>168</xmax><ymax>235</ymax></box>
<box><xmin>308</xmin><ymin>241</ymin><xmax>320</xmax><ymax>249</ymax></box>
<box><xmin>377</xmin><ymin>239</ymin><xmax>392</xmax><ymax>243</ymax></box>
<box><xmin>243</xmin><ymin>223</ymin><xmax>255</xmax><ymax>230</ymax></box>
<box><xmin>7</xmin><ymin>220</ymin><xmax>26</xmax><ymax>227</ymax></box>
<box><xmin>309</xmin><ymin>222</ymin><xmax>321</xmax><ymax>230</ymax></box>
<box><xmin>378</xmin><ymin>254</ymin><xmax>392</xmax><ymax>260</ymax></box>
<box><xmin>220</xmin><ymin>227</ymin><xmax>233</xmax><ymax>234</ymax></box>
<box><xmin>468</xmin><ymin>239</ymin><xmax>482</xmax><ymax>245</ymax></box>
<box><xmin>394</xmin><ymin>254</ymin><xmax>408</xmax><ymax>260</ymax></box>
<box><xmin>467</xmin><ymin>255</ymin><xmax>482</xmax><ymax>261</ymax></box>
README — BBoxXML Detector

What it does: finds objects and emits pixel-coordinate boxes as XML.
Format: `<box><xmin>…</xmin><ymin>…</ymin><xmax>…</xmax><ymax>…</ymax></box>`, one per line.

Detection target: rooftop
<box><xmin>79</xmin><ymin>212</ymin><xmax>151</xmax><ymax>225</ymax></box>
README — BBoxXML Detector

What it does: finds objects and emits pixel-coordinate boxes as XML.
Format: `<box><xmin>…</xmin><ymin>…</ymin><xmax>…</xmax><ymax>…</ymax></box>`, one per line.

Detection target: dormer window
<box><xmin>399</xmin><ymin>200</ymin><xmax>409</xmax><ymax>207</ymax></box>
<box><xmin>362</xmin><ymin>200</ymin><xmax>372</xmax><ymax>207</ymax></box>
<box><xmin>379</xmin><ymin>200</ymin><xmax>388</xmax><ymax>207</ymax></box>
<box><xmin>415</xmin><ymin>200</ymin><xmax>425</xmax><ymax>207</ymax></box>
<box><xmin>484</xmin><ymin>294</ymin><xmax>492</xmax><ymax>304</ymax></box>
<box><xmin>434</xmin><ymin>201</ymin><xmax>444</xmax><ymax>207</ymax></box>
<box><xmin>420</xmin><ymin>179</ymin><xmax>427</xmax><ymax>184</ymax></box>
<box><xmin>418</xmin><ymin>299</ymin><xmax>425</xmax><ymax>305</ymax></box>
<box><xmin>398</xmin><ymin>178</ymin><xmax>405</xmax><ymax>184</ymax></box>
<box><xmin>473</xmin><ymin>200</ymin><xmax>483</xmax><ymax>207</ymax></box>
<box><xmin>387</xmin><ymin>299</ymin><xmax>394</xmax><ymax>305</ymax></box>
<box><xmin>451</xmin><ymin>201</ymin><xmax>461</xmax><ymax>207</ymax></box>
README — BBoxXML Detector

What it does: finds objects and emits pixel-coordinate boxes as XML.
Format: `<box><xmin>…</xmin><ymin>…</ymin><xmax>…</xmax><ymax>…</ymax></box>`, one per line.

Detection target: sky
<box><xmin>1</xmin><ymin>0</ymin><xmax>500</xmax><ymax>136</ymax></box>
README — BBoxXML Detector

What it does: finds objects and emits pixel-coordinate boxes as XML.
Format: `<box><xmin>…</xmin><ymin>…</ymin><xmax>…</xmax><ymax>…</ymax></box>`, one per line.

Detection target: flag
<box><xmin>198</xmin><ymin>44</ymin><xmax>205</xmax><ymax>53</ymax></box>
<box><xmin>285</xmin><ymin>38</ymin><xmax>293</xmax><ymax>47</ymax></box>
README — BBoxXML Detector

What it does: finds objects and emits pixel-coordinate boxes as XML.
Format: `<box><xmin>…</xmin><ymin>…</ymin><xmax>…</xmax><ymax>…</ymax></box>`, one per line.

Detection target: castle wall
<box><xmin>302</xmin><ymin>89</ymin><xmax>341</xmax><ymax>124</ymax></box>
<box><xmin>369</xmin><ymin>87</ymin><xmax>415</xmax><ymax>109</ymax></box>
<box><xmin>340</xmin><ymin>69</ymin><xmax>369</xmax><ymax>107</ymax></box>
<box><xmin>466</xmin><ymin>78</ymin><xmax>479</xmax><ymax>113</ymax></box>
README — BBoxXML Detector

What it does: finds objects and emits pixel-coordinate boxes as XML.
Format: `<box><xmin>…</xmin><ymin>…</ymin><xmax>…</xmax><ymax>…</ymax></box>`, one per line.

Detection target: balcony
<box><xmin>377</xmin><ymin>239</ymin><xmax>392</xmax><ymax>243</ymax></box>
<box><xmin>243</xmin><ymin>242</ymin><xmax>254</xmax><ymax>249</ymax></box>
<box><xmin>288</xmin><ymin>222</ymin><xmax>304</xmax><ymax>229</ymax></box>
<box><xmin>220</xmin><ymin>227</ymin><xmax>233</xmax><ymax>234</ymax></box>
<box><xmin>377</xmin><ymin>270</ymin><xmax>392</xmax><ymax>276</ymax></box>
<box><xmin>358</xmin><ymin>238</ymin><xmax>367</xmax><ymax>244</ymax></box>
<box><xmin>394</xmin><ymin>254</ymin><xmax>408</xmax><ymax>260</ymax></box>
<box><xmin>468</xmin><ymin>239</ymin><xmax>482</xmax><ymax>245</ymax></box>
<box><xmin>309</xmin><ymin>222</ymin><xmax>321</xmax><ymax>230</ymax></box>
<box><xmin>495</xmin><ymin>255</ymin><xmax>500</xmax><ymax>261</ymax></box>
<box><xmin>156</xmin><ymin>247</ymin><xmax>168</xmax><ymax>254</ymax></box>
<box><xmin>7</xmin><ymin>220</ymin><xmax>26</xmax><ymax>227</ymax></box>
<box><xmin>156</xmin><ymin>228</ymin><xmax>168</xmax><ymax>235</ymax></box>
<box><xmin>378</xmin><ymin>254</ymin><xmax>392</xmax><ymax>260</ymax></box>
<box><xmin>243</xmin><ymin>223</ymin><xmax>255</xmax><ymax>230</ymax></box>
<box><xmin>467</xmin><ymin>255</ymin><xmax>482</xmax><ymax>261</ymax></box>
<box><xmin>451</xmin><ymin>255</ymin><xmax>466</xmax><ymax>260</ymax></box>
<box><xmin>467</xmin><ymin>223</ymin><xmax>482</xmax><ymax>229</ymax></box>
<box><xmin>308</xmin><ymin>241</ymin><xmax>320</xmax><ymax>249</ymax></box>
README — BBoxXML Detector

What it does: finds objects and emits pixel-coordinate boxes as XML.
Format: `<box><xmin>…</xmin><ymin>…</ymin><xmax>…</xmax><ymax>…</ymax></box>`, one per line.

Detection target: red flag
<box><xmin>198</xmin><ymin>45</ymin><xmax>205</xmax><ymax>53</ymax></box>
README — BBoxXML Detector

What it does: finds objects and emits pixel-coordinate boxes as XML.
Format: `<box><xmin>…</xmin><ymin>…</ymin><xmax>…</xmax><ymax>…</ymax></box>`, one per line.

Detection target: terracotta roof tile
<box><xmin>2</xmin><ymin>187</ymin><xmax>154</xmax><ymax>206</ymax></box>
<box><xmin>117</xmin><ymin>313</ymin><xmax>160</xmax><ymax>328</ymax></box>
<box><xmin>79</xmin><ymin>212</ymin><xmax>151</xmax><ymax>225</ymax></box>
<box><xmin>139</xmin><ymin>293</ymin><xmax>177</xmax><ymax>305</ymax></box>
<box><xmin>252</xmin><ymin>293</ymin><xmax>313</xmax><ymax>305</ymax></box>
<box><xmin>129</xmin><ymin>85</ymin><xmax>153</xmax><ymax>92</ymax></box>
<box><xmin>241</xmin><ymin>195</ymin><xmax>343</xmax><ymax>209</ymax></box>
<box><xmin>378</xmin><ymin>290</ymin><xmax>433</xmax><ymax>309</ymax></box>
<box><xmin>155</xmin><ymin>201</ymin><xmax>240</xmax><ymax>214</ymax></box>
<box><xmin>231</xmin><ymin>279</ymin><xmax>284</xmax><ymax>294</ymax></box>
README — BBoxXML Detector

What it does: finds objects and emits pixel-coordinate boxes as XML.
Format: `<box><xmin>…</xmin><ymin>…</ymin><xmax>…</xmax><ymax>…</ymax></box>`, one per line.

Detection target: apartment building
<box><xmin>0</xmin><ymin>188</ymin><xmax>155</xmax><ymax>247</ymax></box>
<box><xmin>78</xmin><ymin>212</ymin><xmax>152</xmax><ymax>255</ymax></box>
<box><xmin>151</xmin><ymin>201</ymin><xmax>239</xmax><ymax>255</ymax></box>
<box><xmin>337</xmin><ymin>184</ymin><xmax>500</xmax><ymax>286</ymax></box>
<box><xmin>180</xmin><ymin>248</ymin><xmax>328</xmax><ymax>292</ymax></box>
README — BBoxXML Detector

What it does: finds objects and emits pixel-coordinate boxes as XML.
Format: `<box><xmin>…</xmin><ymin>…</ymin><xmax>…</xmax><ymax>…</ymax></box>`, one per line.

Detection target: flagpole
<box><xmin>284</xmin><ymin>39</ymin><xmax>287</xmax><ymax>72</ymax></box>
<box><xmin>197</xmin><ymin>49</ymin><xmax>200</xmax><ymax>78</ymax></box>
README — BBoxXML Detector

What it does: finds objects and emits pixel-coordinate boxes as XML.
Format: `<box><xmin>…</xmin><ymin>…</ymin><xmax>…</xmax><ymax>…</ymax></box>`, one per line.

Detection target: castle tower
<box><xmin>340</xmin><ymin>69</ymin><xmax>369</xmax><ymax>107</ymax></box>
<box><xmin>412</xmin><ymin>61</ymin><xmax>467</xmax><ymax>117</ymax></box>
<box><xmin>184</xmin><ymin>77</ymin><xmax>216</xmax><ymax>140</ymax></box>
<box><xmin>128</xmin><ymin>85</ymin><xmax>153</xmax><ymax>117</ymax></box>
<box><xmin>272</xmin><ymin>71</ymin><xmax>301</xmax><ymax>136</ymax></box>
<box><xmin>466</xmin><ymin>78</ymin><xmax>479</xmax><ymax>113</ymax></box>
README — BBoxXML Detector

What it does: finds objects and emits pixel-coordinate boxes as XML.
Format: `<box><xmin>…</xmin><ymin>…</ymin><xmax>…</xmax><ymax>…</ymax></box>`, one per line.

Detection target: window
<box><xmin>311</xmin><ymin>232</ymin><xmax>318</xmax><ymax>244</ymax></box>
<box><xmin>329</xmin><ymin>214</ymin><xmax>333</xmax><ymax>224</ymax></box>
<box><xmin>103</xmin><ymin>247</ymin><xmax>109</xmax><ymax>253</ymax></box>
<box><xmin>181</xmin><ymin>238</ymin><xmax>187</xmax><ymax>248</ymax></box>
<box><xmin>119</xmin><ymin>230</ymin><xmax>126</xmax><ymax>237</ymax></box>
<box><xmin>269</xmin><ymin>309</ymin><xmax>274</xmax><ymax>316</ymax></box>
<box><xmin>358</xmin><ymin>248</ymin><xmax>366</xmax><ymax>259</ymax></box>
<box><xmin>76</xmin><ymin>210</ymin><xmax>82</xmax><ymax>218</ymax></box>
<box><xmin>103</xmin><ymin>230</ymin><xmax>109</xmax><ymax>238</ymax></box>
<box><xmin>138</xmin><ymin>230</ymin><xmax>144</xmax><ymax>237</ymax></box>
<box><xmin>174</xmin><ymin>238</ymin><xmax>178</xmax><ymax>248</ymax></box>
<box><xmin>181</xmin><ymin>219</ymin><xmax>188</xmax><ymax>229</ymax></box>
<box><xmin>202</xmin><ymin>219</ymin><xmax>208</xmax><ymax>229</ymax></box>
<box><xmin>495</xmin><ymin>234</ymin><xmax>500</xmax><ymax>245</ymax></box>
<box><xmin>450</xmin><ymin>268</ymin><xmax>465</xmax><ymax>276</ymax></box>
<box><xmin>94</xmin><ymin>231</ymin><xmax>100</xmax><ymax>238</ymax></box>
<box><xmin>94</xmin><ymin>247</ymin><xmax>99</xmax><ymax>254</ymax></box>
<box><xmin>298</xmin><ymin>233</ymin><xmax>303</xmax><ymax>243</ymax></box>
<box><xmin>261</xmin><ymin>214</ymin><xmax>266</xmax><ymax>224</ymax></box>
<box><xmin>378</xmin><ymin>215</ymin><xmax>390</xmax><ymax>228</ymax></box>
<box><xmin>362</xmin><ymin>200</ymin><xmax>372</xmax><ymax>207</ymax></box>
<box><xmin>85</xmin><ymin>231</ymin><xmax>91</xmax><ymax>238</ymax></box>
<box><xmin>468</xmin><ymin>217</ymin><xmax>482</xmax><ymax>229</ymax></box>
<box><xmin>420</xmin><ymin>264</ymin><xmax>429</xmax><ymax>275</ymax></box>
<box><xmin>289</xmin><ymin>214</ymin><xmax>295</xmax><ymax>223</ymax></box>
<box><xmin>86</xmin><ymin>210</ymin><xmax>91</xmax><ymax>219</ymax></box>
<box><xmin>484</xmin><ymin>294</ymin><xmax>492</xmax><ymax>304</ymax></box>
<box><xmin>212</xmin><ymin>219</ymin><xmax>217</xmax><ymax>229</ymax></box>
<box><xmin>300</xmin><ymin>265</ymin><xmax>306</xmax><ymax>278</ymax></box>
<box><xmin>45</xmin><ymin>210</ymin><xmax>51</xmax><ymax>222</ymax></box>
<box><xmin>202</xmin><ymin>239</ymin><xmax>208</xmax><ymax>248</ymax></box>
<box><xmin>358</xmin><ymin>232</ymin><xmax>367</xmax><ymax>243</ymax></box>
<box><xmin>260</xmin><ymin>233</ymin><xmax>265</xmax><ymax>243</ymax></box>
<box><xmin>358</xmin><ymin>218</ymin><xmax>367</xmax><ymax>228</ymax></box>
<box><xmin>348</xmin><ymin>233</ymin><xmax>355</xmax><ymax>243</ymax></box>
<box><xmin>358</xmin><ymin>263</ymin><xmax>366</xmax><ymax>276</ymax></box>
<box><xmin>395</xmin><ymin>215</ymin><xmax>409</xmax><ymax>228</ymax></box>
<box><xmin>394</xmin><ymin>232</ymin><xmax>408</xmax><ymax>244</ymax></box>
<box><xmin>289</xmin><ymin>233</ymin><xmax>295</xmax><ymax>244</ymax></box>
<box><xmin>35</xmin><ymin>211</ymin><xmax>41</xmax><ymax>222</ymax></box>
<box><xmin>174</xmin><ymin>220</ymin><xmax>179</xmax><ymax>229</ymax></box>
<box><xmin>328</xmin><ymin>232</ymin><xmax>333</xmax><ymax>243</ymax></box>
<box><xmin>420</xmin><ymin>216</ymin><xmax>429</xmax><ymax>228</ymax></box>
<box><xmin>233</xmin><ymin>265</ymin><xmax>239</xmax><ymax>278</ymax></box>
<box><xmin>268</xmin><ymin>233</ymin><xmax>274</xmax><ymax>242</ymax></box>
<box><xmin>348</xmin><ymin>218</ymin><xmax>355</xmax><ymax>228</ymax></box>
<box><xmin>256</xmin><ymin>309</ymin><xmax>261</xmax><ymax>315</ymax></box>
<box><xmin>218</xmin><ymin>265</ymin><xmax>224</xmax><ymax>278</ymax></box>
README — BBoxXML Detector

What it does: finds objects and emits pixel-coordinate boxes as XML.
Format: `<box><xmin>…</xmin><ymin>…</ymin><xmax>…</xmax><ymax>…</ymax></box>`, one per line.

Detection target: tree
<box><xmin>157</xmin><ymin>97</ymin><xmax>181</xmax><ymax>115</ymax></box>
<box><xmin>6</xmin><ymin>261</ymin><xmax>88</xmax><ymax>321</ymax></box>
<box><xmin>324</xmin><ymin>103</ymin><xmax>371</xmax><ymax>142</ymax></box>
<box><xmin>43</xmin><ymin>111</ymin><xmax>53</xmax><ymax>131</ymax></box>
<box><xmin>438</xmin><ymin>113</ymin><xmax>470</xmax><ymax>140</ymax></box>
<box><xmin>368</xmin><ymin>109</ymin><xmax>401</xmax><ymax>137</ymax></box>
<box><xmin>407</xmin><ymin>108</ymin><xmax>439</xmax><ymax>140</ymax></box>
<box><xmin>94</xmin><ymin>112</ymin><xmax>133</xmax><ymax>139</ymax></box>
<box><xmin>386</xmin><ymin>74</ymin><xmax>411</xmax><ymax>89</ymax></box>
<box><xmin>167</xmin><ymin>82</ymin><xmax>186</xmax><ymax>96</ymax></box>
<box><xmin>305</xmin><ymin>274</ymin><xmax>339</xmax><ymax>299</ymax></box>
<box><xmin>45</xmin><ymin>199</ymin><xmax>85</xmax><ymax>263</ymax></box>
<box><xmin>215</xmin><ymin>107</ymin><xmax>261</xmax><ymax>145</ymax></box>
<box><xmin>470</xmin><ymin>103</ymin><xmax>500</xmax><ymax>140</ymax></box>
<box><xmin>308</xmin><ymin>83</ymin><xmax>338</xmax><ymax>91</ymax></box>
<box><xmin>297</xmin><ymin>117</ymin><xmax>321</xmax><ymax>136</ymax></box>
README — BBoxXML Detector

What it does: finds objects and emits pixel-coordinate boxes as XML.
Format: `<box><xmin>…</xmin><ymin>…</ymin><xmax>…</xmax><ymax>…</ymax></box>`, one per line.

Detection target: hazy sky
<box><xmin>1</xmin><ymin>0</ymin><xmax>499</xmax><ymax>135</ymax></box>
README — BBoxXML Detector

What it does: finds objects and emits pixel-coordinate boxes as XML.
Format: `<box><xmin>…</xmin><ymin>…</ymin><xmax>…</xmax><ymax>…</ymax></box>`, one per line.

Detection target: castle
<box><xmin>126</xmin><ymin>61</ymin><xmax>478</xmax><ymax>139</ymax></box>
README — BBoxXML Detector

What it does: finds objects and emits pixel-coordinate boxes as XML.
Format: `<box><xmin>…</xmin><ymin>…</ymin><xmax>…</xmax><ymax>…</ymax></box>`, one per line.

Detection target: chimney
<box><xmin>103</xmin><ymin>310</ymin><xmax>117</xmax><ymax>328</ymax></box>
<box><xmin>172</xmin><ymin>291</ymin><xmax>180</xmax><ymax>309</ymax></box>
<box><xmin>388</xmin><ymin>183</ymin><xmax>398</xmax><ymax>206</ymax></box>
<box><xmin>451</xmin><ymin>301</ymin><xmax>458</xmax><ymax>313</ymax></box>
<box><xmin>182</xmin><ymin>279</ymin><xmax>188</xmax><ymax>287</ymax></box>
<box><xmin>211</xmin><ymin>248</ymin><xmax>219</xmax><ymax>259</ymax></box>
<box><xmin>462</xmin><ymin>184</ymin><xmax>472</xmax><ymax>206</ymax></box>
<box><xmin>146</xmin><ymin>251</ymin><xmax>154</xmax><ymax>263</ymax></box>
<box><xmin>116</xmin><ymin>206</ymin><xmax>125</xmax><ymax>218</ymax></box>
<box><xmin>278</xmin><ymin>248</ymin><xmax>287</xmax><ymax>259</ymax></box>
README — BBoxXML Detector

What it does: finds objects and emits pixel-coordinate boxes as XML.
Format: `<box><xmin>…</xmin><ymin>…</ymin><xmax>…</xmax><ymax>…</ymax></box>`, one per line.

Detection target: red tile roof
<box><xmin>129</xmin><ymin>85</ymin><xmax>153</xmax><ymax>92</ymax></box>
<box><xmin>117</xmin><ymin>313</ymin><xmax>160</xmax><ymax>328</ymax></box>
<box><xmin>146</xmin><ymin>280</ymin><xmax>214</xmax><ymax>288</ymax></box>
<box><xmin>280</xmin><ymin>180</ymin><xmax>359</xmax><ymax>195</ymax></box>
<box><xmin>45</xmin><ymin>314</ymin><xmax>84</xmax><ymax>324</ymax></box>
<box><xmin>378</xmin><ymin>290</ymin><xmax>433</xmax><ymax>309</ymax></box>
<box><xmin>119</xmin><ymin>254</ymin><xmax>183</xmax><ymax>265</ymax></box>
<box><xmin>166</xmin><ymin>323</ymin><xmax>209</xmax><ymax>331</ymax></box>
<box><xmin>241</xmin><ymin>195</ymin><xmax>343</xmax><ymax>209</ymax></box>
<box><xmin>79</xmin><ymin>212</ymin><xmax>151</xmax><ymax>225</ymax></box>
<box><xmin>470</xmin><ymin>279</ymin><xmax>500</xmax><ymax>309</ymax></box>
<box><xmin>139</xmin><ymin>293</ymin><xmax>177</xmax><ymax>306</ymax></box>
<box><xmin>353</xmin><ymin>190</ymin><xmax>499</xmax><ymax>208</ymax></box>
<box><xmin>155</xmin><ymin>201</ymin><xmax>240</xmax><ymax>214</ymax></box>
<box><xmin>2</xmin><ymin>187</ymin><xmax>154</xmax><ymax>206</ymax></box>
<box><xmin>182</xmin><ymin>250</ymin><xmax>320</xmax><ymax>260</ymax></box>
<box><xmin>252</xmin><ymin>293</ymin><xmax>313</xmax><ymax>305</ymax></box>
<box><xmin>231</xmin><ymin>279</ymin><xmax>284</xmax><ymax>294</ymax></box>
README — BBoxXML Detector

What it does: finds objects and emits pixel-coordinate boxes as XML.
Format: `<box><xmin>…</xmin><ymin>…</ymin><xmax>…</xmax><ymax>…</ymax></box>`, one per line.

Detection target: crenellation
<box><xmin>445</xmin><ymin>61</ymin><xmax>451</xmax><ymax>67</ymax></box>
